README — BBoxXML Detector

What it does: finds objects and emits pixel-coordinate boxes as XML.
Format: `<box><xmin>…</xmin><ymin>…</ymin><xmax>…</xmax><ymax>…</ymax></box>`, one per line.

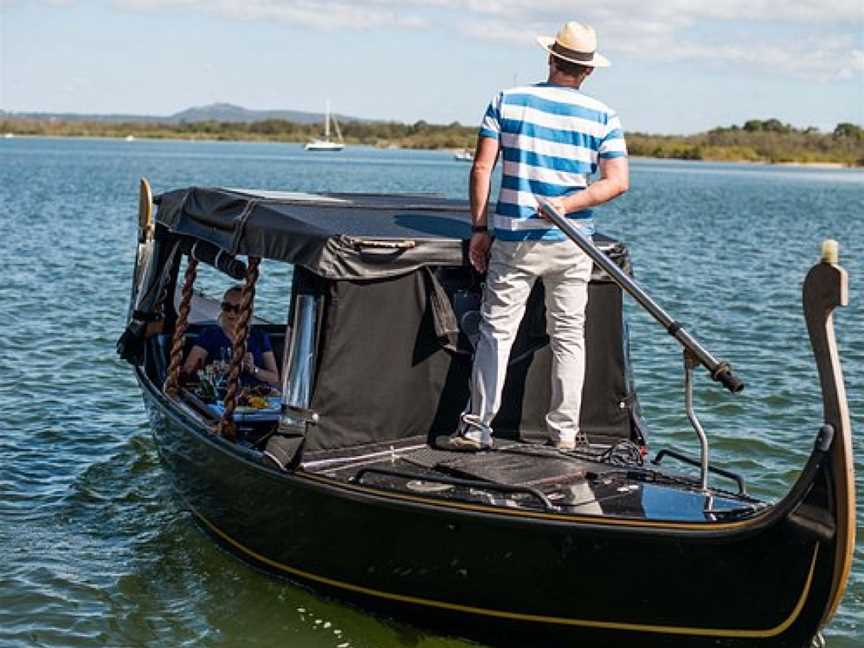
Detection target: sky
<box><xmin>0</xmin><ymin>0</ymin><xmax>862</xmax><ymax>134</ymax></box>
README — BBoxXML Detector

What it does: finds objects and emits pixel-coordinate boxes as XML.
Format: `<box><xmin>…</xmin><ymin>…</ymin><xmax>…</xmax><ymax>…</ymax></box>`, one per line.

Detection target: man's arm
<box><xmin>549</xmin><ymin>156</ymin><xmax>629</xmax><ymax>215</ymax></box>
<box><xmin>469</xmin><ymin>137</ymin><xmax>500</xmax><ymax>226</ymax></box>
<box><xmin>467</xmin><ymin>136</ymin><xmax>500</xmax><ymax>272</ymax></box>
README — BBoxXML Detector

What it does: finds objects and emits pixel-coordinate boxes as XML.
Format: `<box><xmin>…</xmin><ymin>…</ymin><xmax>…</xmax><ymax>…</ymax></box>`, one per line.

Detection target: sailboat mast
<box><xmin>325</xmin><ymin>100</ymin><xmax>331</xmax><ymax>139</ymax></box>
<box><xmin>333</xmin><ymin>114</ymin><xmax>343</xmax><ymax>143</ymax></box>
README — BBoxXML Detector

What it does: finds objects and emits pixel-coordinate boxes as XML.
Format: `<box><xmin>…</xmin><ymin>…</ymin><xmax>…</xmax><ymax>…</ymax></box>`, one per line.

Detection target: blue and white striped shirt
<box><xmin>479</xmin><ymin>83</ymin><xmax>627</xmax><ymax>241</ymax></box>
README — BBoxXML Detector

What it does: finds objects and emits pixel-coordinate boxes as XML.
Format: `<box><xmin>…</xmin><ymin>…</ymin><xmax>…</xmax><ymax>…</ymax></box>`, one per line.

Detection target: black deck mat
<box><xmin>401</xmin><ymin>447</ymin><xmax>470</xmax><ymax>469</ymax></box>
<box><xmin>401</xmin><ymin>443</ymin><xmax>591</xmax><ymax>488</ymax></box>
<box><xmin>400</xmin><ymin>440</ymin><xmax>522</xmax><ymax>469</ymax></box>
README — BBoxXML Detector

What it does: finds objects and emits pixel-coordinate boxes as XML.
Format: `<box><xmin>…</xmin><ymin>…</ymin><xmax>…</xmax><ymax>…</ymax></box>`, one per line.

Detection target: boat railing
<box><xmin>684</xmin><ymin>349</ymin><xmax>710</xmax><ymax>491</ymax></box>
<box><xmin>651</xmin><ymin>446</ymin><xmax>747</xmax><ymax>495</ymax></box>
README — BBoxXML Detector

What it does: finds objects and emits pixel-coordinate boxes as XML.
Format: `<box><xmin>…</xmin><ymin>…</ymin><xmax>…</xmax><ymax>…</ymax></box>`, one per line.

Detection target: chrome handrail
<box><xmin>684</xmin><ymin>350</ymin><xmax>710</xmax><ymax>491</ymax></box>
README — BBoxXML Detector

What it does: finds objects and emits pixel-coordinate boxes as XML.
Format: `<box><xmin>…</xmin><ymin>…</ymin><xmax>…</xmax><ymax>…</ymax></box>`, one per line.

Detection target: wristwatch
<box><xmin>471</xmin><ymin>225</ymin><xmax>488</xmax><ymax>233</ymax></box>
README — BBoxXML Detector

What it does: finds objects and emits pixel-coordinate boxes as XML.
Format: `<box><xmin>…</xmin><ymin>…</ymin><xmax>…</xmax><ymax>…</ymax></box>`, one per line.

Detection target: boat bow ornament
<box><xmin>117</xmin><ymin>179</ymin><xmax>855</xmax><ymax>648</ymax></box>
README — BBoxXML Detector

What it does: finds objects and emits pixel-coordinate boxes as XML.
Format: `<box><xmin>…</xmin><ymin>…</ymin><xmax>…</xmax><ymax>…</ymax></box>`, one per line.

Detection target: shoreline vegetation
<box><xmin>2</xmin><ymin>117</ymin><xmax>862</xmax><ymax>166</ymax></box>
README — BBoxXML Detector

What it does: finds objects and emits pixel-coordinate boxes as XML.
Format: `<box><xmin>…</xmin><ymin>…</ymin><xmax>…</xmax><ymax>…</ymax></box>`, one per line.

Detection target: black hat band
<box><xmin>551</xmin><ymin>41</ymin><xmax>595</xmax><ymax>62</ymax></box>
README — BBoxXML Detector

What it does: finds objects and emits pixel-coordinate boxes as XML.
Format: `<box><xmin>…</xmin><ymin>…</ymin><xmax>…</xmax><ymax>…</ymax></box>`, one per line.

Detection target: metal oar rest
<box><xmin>538</xmin><ymin>199</ymin><xmax>744</xmax><ymax>497</ymax></box>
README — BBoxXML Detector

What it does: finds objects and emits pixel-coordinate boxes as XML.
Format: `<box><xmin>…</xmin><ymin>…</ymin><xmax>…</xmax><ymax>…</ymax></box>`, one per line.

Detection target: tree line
<box><xmin>627</xmin><ymin>120</ymin><xmax>864</xmax><ymax>165</ymax></box>
<box><xmin>2</xmin><ymin>117</ymin><xmax>861</xmax><ymax>165</ymax></box>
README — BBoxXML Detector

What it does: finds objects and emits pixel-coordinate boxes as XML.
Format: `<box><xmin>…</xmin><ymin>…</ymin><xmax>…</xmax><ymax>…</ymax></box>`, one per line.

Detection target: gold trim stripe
<box><xmin>191</xmin><ymin>506</ymin><xmax>819</xmax><ymax>639</ymax></box>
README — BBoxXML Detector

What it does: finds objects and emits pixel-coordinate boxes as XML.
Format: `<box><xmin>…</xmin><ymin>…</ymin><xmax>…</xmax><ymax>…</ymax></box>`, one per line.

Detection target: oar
<box><xmin>537</xmin><ymin>198</ymin><xmax>744</xmax><ymax>394</ymax></box>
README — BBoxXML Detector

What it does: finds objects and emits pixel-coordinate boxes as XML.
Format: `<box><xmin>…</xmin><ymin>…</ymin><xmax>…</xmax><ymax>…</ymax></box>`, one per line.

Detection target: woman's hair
<box><xmin>222</xmin><ymin>285</ymin><xmax>244</xmax><ymax>301</ymax></box>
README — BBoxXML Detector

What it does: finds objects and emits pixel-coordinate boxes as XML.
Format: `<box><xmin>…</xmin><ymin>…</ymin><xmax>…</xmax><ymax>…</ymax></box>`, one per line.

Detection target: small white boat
<box><xmin>305</xmin><ymin>100</ymin><xmax>344</xmax><ymax>152</ymax></box>
<box><xmin>453</xmin><ymin>149</ymin><xmax>473</xmax><ymax>161</ymax></box>
<box><xmin>3</xmin><ymin>133</ymin><xmax>15</xmax><ymax>139</ymax></box>
<box><xmin>125</xmin><ymin>135</ymin><xmax>136</xmax><ymax>142</ymax></box>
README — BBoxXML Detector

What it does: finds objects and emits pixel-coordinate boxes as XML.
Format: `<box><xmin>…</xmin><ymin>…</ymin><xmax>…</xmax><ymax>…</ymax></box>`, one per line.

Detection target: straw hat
<box><xmin>537</xmin><ymin>22</ymin><xmax>610</xmax><ymax>68</ymax></box>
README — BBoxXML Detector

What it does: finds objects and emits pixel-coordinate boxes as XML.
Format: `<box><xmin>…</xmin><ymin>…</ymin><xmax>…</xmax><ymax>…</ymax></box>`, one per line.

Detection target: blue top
<box><xmin>194</xmin><ymin>326</ymin><xmax>273</xmax><ymax>386</ymax></box>
<box><xmin>478</xmin><ymin>82</ymin><xmax>627</xmax><ymax>241</ymax></box>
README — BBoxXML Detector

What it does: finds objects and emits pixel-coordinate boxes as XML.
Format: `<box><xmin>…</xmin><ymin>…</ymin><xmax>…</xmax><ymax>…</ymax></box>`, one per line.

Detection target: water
<box><xmin>0</xmin><ymin>138</ymin><xmax>861</xmax><ymax>647</ymax></box>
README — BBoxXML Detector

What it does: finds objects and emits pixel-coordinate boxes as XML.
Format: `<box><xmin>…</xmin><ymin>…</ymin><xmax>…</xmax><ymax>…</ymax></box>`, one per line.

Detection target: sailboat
<box><xmin>304</xmin><ymin>100</ymin><xmax>344</xmax><ymax>151</ymax></box>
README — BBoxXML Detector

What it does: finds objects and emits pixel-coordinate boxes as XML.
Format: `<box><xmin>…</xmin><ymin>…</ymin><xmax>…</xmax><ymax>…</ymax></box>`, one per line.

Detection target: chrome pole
<box><xmin>683</xmin><ymin>350</ymin><xmax>710</xmax><ymax>491</ymax></box>
<box><xmin>279</xmin><ymin>293</ymin><xmax>320</xmax><ymax>430</ymax></box>
<box><xmin>537</xmin><ymin>199</ymin><xmax>743</xmax><ymax>394</ymax></box>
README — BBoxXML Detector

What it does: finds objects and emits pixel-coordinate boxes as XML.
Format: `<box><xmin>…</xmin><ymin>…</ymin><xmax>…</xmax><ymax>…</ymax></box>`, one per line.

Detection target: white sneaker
<box><xmin>553</xmin><ymin>433</ymin><xmax>589</xmax><ymax>451</ymax></box>
<box><xmin>436</xmin><ymin>432</ymin><xmax>493</xmax><ymax>452</ymax></box>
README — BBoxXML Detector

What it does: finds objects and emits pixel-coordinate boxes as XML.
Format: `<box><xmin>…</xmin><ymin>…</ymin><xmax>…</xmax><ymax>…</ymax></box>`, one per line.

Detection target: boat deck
<box><xmin>299</xmin><ymin>441</ymin><xmax>767</xmax><ymax>523</ymax></box>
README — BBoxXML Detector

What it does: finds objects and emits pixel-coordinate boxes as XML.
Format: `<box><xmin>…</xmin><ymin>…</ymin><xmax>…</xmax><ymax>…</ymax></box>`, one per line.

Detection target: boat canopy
<box><xmin>120</xmin><ymin>186</ymin><xmax>643</xmax><ymax>454</ymax></box>
<box><xmin>154</xmin><ymin>187</ymin><xmax>630</xmax><ymax>280</ymax></box>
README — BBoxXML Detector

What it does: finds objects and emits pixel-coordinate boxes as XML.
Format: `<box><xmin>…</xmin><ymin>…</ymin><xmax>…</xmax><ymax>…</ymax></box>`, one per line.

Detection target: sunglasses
<box><xmin>221</xmin><ymin>302</ymin><xmax>241</xmax><ymax>313</ymax></box>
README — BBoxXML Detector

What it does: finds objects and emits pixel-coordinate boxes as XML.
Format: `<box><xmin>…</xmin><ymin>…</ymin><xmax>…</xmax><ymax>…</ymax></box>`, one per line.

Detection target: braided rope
<box><xmin>164</xmin><ymin>257</ymin><xmax>199</xmax><ymax>396</ymax></box>
<box><xmin>217</xmin><ymin>256</ymin><xmax>261</xmax><ymax>441</ymax></box>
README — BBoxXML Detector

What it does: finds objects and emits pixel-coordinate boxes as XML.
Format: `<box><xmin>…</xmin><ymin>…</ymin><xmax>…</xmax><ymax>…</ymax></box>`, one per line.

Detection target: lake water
<box><xmin>0</xmin><ymin>138</ymin><xmax>861</xmax><ymax>647</ymax></box>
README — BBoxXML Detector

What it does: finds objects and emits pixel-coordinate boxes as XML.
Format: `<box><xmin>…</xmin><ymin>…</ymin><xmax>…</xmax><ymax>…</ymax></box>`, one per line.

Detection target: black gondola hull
<box><xmin>141</xmin><ymin>373</ymin><xmax>840</xmax><ymax>648</ymax></box>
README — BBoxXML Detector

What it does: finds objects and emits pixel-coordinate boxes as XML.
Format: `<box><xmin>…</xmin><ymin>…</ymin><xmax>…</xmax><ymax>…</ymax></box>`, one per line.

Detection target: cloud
<box><xmin>111</xmin><ymin>0</ymin><xmax>864</xmax><ymax>29</ymax></box>
<box><xmin>452</xmin><ymin>1</ymin><xmax>863</xmax><ymax>81</ymax></box>
<box><xmin>443</xmin><ymin>0</ymin><xmax>862</xmax><ymax>26</ymax></box>
<box><xmin>109</xmin><ymin>0</ymin><xmax>863</xmax><ymax>79</ymax></box>
<box><xmin>115</xmin><ymin>0</ymin><xmax>425</xmax><ymax>29</ymax></box>
<box><xmin>835</xmin><ymin>49</ymin><xmax>864</xmax><ymax>80</ymax></box>
<box><xmin>1</xmin><ymin>0</ymin><xmax>76</xmax><ymax>6</ymax></box>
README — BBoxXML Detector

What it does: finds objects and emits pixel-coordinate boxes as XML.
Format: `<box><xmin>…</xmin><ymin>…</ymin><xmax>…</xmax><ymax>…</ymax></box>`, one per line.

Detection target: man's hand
<box><xmin>538</xmin><ymin>196</ymin><xmax>566</xmax><ymax>220</ymax></box>
<box><xmin>468</xmin><ymin>137</ymin><xmax>500</xmax><ymax>273</ymax></box>
<box><xmin>540</xmin><ymin>158</ymin><xmax>629</xmax><ymax>218</ymax></box>
<box><xmin>469</xmin><ymin>232</ymin><xmax>492</xmax><ymax>272</ymax></box>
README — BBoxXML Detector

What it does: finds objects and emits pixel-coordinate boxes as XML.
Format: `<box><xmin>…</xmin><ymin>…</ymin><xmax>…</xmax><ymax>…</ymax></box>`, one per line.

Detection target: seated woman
<box><xmin>182</xmin><ymin>286</ymin><xmax>280</xmax><ymax>389</ymax></box>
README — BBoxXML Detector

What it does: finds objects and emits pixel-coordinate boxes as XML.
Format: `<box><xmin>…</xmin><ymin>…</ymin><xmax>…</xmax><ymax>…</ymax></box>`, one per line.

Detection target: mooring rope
<box><xmin>217</xmin><ymin>256</ymin><xmax>261</xmax><ymax>441</ymax></box>
<box><xmin>163</xmin><ymin>256</ymin><xmax>199</xmax><ymax>397</ymax></box>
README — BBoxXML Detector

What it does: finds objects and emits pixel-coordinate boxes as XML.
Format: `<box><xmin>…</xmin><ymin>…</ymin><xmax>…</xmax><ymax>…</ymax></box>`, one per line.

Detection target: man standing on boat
<box><xmin>441</xmin><ymin>21</ymin><xmax>629</xmax><ymax>451</ymax></box>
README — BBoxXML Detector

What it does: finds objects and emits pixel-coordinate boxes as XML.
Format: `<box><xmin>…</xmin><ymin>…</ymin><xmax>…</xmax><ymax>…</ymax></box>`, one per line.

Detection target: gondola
<box><xmin>118</xmin><ymin>179</ymin><xmax>855</xmax><ymax>648</ymax></box>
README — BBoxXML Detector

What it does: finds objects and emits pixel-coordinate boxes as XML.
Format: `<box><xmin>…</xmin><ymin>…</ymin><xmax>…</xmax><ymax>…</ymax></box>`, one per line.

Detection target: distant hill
<box><xmin>0</xmin><ymin>102</ymin><xmax>366</xmax><ymax>124</ymax></box>
<box><xmin>169</xmin><ymin>102</ymin><xmax>358</xmax><ymax>124</ymax></box>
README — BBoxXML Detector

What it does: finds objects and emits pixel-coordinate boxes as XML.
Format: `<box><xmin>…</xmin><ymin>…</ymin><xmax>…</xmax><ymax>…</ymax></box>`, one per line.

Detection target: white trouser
<box><xmin>461</xmin><ymin>239</ymin><xmax>593</xmax><ymax>445</ymax></box>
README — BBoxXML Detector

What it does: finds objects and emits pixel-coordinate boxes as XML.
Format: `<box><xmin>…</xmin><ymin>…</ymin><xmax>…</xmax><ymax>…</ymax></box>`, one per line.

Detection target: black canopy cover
<box><xmin>127</xmin><ymin>187</ymin><xmax>642</xmax><ymax>454</ymax></box>
<box><xmin>156</xmin><ymin>187</ymin><xmax>471</xmax><ymax>280</ymax></box>
<box><xmin>155</xmin><ymin>187</ymin><xmax>630</xmax><ymax>280</ymax></box>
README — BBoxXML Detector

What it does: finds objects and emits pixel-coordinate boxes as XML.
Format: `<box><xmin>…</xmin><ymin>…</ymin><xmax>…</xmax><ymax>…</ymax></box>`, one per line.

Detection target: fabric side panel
<box><xmin>307</xmin><ymin>272</ymin><xmax>465</xmax><ymax>451</ymax></box>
